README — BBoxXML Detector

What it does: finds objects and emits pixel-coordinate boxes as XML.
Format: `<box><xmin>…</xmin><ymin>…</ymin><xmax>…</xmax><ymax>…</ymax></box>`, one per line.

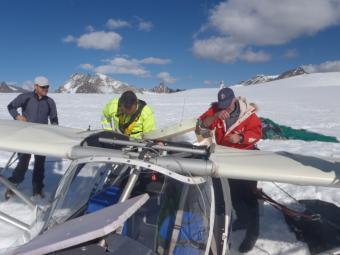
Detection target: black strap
<box><xmin>256</xmin><ymin>189</ymin><xmax>316</xmax><ymax>220</ymax></box>
<box><xmin>118</xmin><ymin>99</ymin><xmax>146</xmax><ymax>134</ymax></box>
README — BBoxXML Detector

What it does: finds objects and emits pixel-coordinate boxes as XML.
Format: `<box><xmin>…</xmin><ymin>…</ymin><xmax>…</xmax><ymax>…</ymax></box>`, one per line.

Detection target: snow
<box><xmin>1</xmin><ymin>71</ymin><xmax>340</xmax><ymax>254</ymax></box>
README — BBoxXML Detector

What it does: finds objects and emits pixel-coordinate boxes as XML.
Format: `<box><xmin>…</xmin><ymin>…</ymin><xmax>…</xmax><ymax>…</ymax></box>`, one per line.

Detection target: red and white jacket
<box><xmin>199</xmin><ymin>97</ymin><xmax>262</xmax><ymax>150</ymax></box>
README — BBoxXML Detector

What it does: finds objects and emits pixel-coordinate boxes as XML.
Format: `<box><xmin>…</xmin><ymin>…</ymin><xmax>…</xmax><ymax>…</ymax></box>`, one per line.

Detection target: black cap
<box><xmin>217</xmin><ymin>87</ymin><xmax>235</xmax><ymax>109</ymax></box>
<box><xmin>120</xmin><ymin>90</ymin><xmax>137</xmax><ymax>109</ymax></box>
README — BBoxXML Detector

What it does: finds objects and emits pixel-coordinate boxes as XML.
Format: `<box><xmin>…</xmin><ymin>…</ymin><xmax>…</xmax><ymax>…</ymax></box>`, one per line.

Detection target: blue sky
<box><xmin>1</xmin><ymin>0</ymin><xmax>340</xmax><ymax>90</ymax></box>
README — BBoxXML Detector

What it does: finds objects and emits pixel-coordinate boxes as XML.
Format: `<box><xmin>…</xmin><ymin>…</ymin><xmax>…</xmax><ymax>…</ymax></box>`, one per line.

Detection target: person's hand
<box><xmin>16</xmin><ymin>115</ymin><xmax>27</xmax><ymax>122</ymax></box>
<box><xmin>228</xmin><ymin>134</ymin><xmax>242</xmax><ymax>143</ymax></box>
<box><xmin>215</xmin><ymin>110</ymin><xmax>230</xmax><ymax>121</ymax></box>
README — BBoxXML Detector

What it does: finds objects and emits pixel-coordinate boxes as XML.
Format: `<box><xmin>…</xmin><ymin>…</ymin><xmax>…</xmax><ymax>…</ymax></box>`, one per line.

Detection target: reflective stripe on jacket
<box><xmin>101</xmin><ymin>98</ymin><xmax>156</xmax><ymax>139</ymax></box>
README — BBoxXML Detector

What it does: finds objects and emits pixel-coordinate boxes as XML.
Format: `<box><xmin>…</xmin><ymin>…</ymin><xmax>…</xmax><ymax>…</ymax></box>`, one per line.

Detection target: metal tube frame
<box><xmin>118</xmin><ymin>167</ymin><xmax>141</xmax><ymax>203</ymax></box>
<box><xmin>71</xmin><ymin>156</ymin><xmax>206</xmax><ymax>185</ymax></box>
<box><xmin>0</xmin><ymin>152</ymin><xmax>18</xmax><ymax>175</ymax></box>
<box><xmin>0</xmin><ymin>211</ymin><xmax>30</xmax><ymax>232</ymax></box>
<box><xmin>0</xmin><ymin>145</ymin><xmax>212</xmax><ymax>249</ymax></box>
<box><xmin>0</xmin><ymin>175</ymin><xmax>37</xmax><ymax>209</ymax></box>
<box><xmin>0</xmin><ymin>176</ymin><xmax>40</xmax><ymax>234</ymax></box>
<box><xmin>98</xmin><ymin>137</ymin><xmax>207</xmax><ymax>155</ymax></box>
<box><xmin>0</xmin><ymin>154</ymin><xmax>43</xmax><ymax>234</ymax></box>
<box><xmin>44</xmin><ymin>155</ymin><xmax>207</xmax><ymax>230</ymax></box>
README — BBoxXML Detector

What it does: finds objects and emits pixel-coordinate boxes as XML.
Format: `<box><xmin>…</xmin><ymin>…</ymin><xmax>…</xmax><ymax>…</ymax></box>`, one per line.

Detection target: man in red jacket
<box><xmin>196</xmin><ymin>87</ymin><xmax>262</xmax><ymax>253</ymax></box>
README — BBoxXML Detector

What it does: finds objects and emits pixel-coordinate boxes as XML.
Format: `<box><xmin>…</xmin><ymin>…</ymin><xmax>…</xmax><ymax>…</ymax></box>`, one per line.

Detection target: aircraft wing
<box><xmin>0</xmin><ymin>119</ymin><xmax>94</xmax><ymax>158</ymax></box>
<box><xmin>0</xmin><ymin>118</ymin><xmax>198</xmax><ymax>158</ymax></box>
<box><xmin>143</xmin><ymin>118</ymin><xmax>196</xmax><ymax>140</ymax></box>
<box><xmin>11</xmin><ymin>194</ymin><xmax>149</xmax><ymax>255</ymax></box>
<box><xmin>210</xmin><ymin>145</ymin><xmax>340</xmax><ymax>187</ymax></box>
<box><xmin>1</xmin><ymin>119</ymin><xmax>340</xmax><ymax>188</ymax></box>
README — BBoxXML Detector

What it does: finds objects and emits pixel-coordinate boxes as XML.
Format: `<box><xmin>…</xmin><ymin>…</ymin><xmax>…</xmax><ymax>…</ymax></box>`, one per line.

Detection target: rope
<box><xmin>256</xmin><ymin>189</ymin><xmax>316</xmax><ymax>220</ymax></box>
<box><xmin>259</xmin><ymin>184</ymin><xmax>340</xmax><ymax>231</ymax></box>
<box><xmin>271</xmin><ymin>182</ymin><xmax>303</xmax><ymax>206</ymax></box>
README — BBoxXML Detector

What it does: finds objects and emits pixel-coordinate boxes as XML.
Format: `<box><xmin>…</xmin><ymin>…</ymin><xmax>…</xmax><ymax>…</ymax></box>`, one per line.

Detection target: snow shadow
<box><xmin>231</xmin><ymin>198</ymin><xmax>340</xmax><ymax>255</ymax></box>
<box><xmin>230</xmin><ymin>202</ymin><xmax>309</xmax><ymax>255</ymax></box>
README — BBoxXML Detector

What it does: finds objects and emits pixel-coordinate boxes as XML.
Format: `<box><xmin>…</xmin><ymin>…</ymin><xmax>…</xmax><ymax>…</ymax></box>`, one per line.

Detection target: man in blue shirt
<box><xmin>6</xmin><ymin>76</ymin><xmax>58</xmax><ymax>199</ymax></box>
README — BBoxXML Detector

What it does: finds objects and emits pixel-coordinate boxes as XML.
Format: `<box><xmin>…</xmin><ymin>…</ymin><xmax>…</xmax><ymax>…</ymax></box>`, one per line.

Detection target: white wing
<box><xmin>211</xmin><ymin>145</ymin><xmax>340</xmax><ymax>187</ymax></box>
<box><xmin>0</xmin><ymin>119</ymin><xmax>92</xmax><ymax>158</ymax></box>
<box><xmin>1</xmin><ymin>119</ymin><xmax>340</xmax><ymax>188</ymax></box>
<box><xmin>143</xmin><ymin>118</ymin><xmax>196</xmax><ymax>140</ymax></box>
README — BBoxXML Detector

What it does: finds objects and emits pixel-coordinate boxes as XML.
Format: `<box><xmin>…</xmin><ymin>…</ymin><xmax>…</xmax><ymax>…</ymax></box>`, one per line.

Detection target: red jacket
<box><xmin>199</xmin><ymin>98</ymin><xmax>262</xmax><ymax>149</ymax></box>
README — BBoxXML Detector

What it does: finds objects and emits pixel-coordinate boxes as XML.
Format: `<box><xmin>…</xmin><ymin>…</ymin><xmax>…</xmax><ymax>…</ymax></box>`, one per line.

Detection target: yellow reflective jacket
<box><xmin>101</xmin><ymin>98</ymin><xmax>156</xmax><ymax>139</ymax></box>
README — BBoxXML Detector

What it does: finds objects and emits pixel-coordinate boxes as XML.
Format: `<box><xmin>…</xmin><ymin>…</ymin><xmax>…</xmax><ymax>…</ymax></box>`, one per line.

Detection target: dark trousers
<box><xmin>8</xmin><ymin>153</ymin><xmax>46</xmax><ymax>190</ymax></box>
<box><xmin>229</xmin><ymin>179</ymin><xmax>259</xmax><ymax>238</ymax></box>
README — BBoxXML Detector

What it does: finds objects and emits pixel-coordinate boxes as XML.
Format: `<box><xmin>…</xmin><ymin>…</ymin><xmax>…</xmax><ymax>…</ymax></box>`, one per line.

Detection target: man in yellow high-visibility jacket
<box><xmin>101</xmin><ymin>91</ymin><xmax>156</xmax><ymax>139</ymax></box>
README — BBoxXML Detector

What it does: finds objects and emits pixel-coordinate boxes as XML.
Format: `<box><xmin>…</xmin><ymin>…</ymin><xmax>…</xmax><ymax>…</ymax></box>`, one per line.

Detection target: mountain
<box><xmin>147</xmin><ymin>82</ymin><xmax>184</xmax><ymax>93</ymax></box>
<box><xmin>238</xmin><ymin>67</ymin><xmax>308</xmax><ymax>86</ymax></box>
<box><xmin>276</xmin><ymin>66</ymin><xmax>307</xmax><ymax>80</ymax></box>
<box><xmin>239</xmin><ymin>74</ymin><xmax>279</xmax><ymax>86</ymax></box>
<box><xmin>57</xmin><ymin>73</ymin><xmax>142</xmax><ymax>94</ymax></box>
<box><xmin>0</xmin><ymin>82</ymin><xmax>28</xmax><ymax>93</ymax></box>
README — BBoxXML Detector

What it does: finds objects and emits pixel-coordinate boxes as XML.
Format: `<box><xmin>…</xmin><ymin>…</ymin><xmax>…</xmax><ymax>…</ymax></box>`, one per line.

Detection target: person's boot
<box><xmin>4</xmin><ymin>180</ymin><xmax>18</xmax><ymax>200</ymax></box>
<box><xmin>238</xmin><ymin>207</ymin><xmax>259</xmax><ymax>253</ymax></box>
<box><xmin>4</xmin><ymin>188</ymin><xmax>14</xmax><ymax>200</ymax></box>
<box><xmin>238</xmin><ymin>232</ymin><xmax>258</xmax><ymax>253</ymax></box>
<box><xmin>32</xmin><ymin>185</ymin><xmax>45</xmax><ymax>198</ymax></box>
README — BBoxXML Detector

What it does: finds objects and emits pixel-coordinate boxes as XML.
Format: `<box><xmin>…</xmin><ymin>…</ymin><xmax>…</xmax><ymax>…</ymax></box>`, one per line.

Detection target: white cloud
<box><xmin>77</xmin><ymin>31</ymin><xmax>122</xmax><ymax>50</ymax></box>
<box><xmin>80</xmin><ymin>63</ymin><xmax>94</xmax><ymax>70</ymax></box>
<box><xmin>22</xmin><ymin>80</ymin><xmax>34</xmax><ymax>90</ymax></box>
<box><xmin>193</xmin><ymin>37</ymin><xmax>243</xmax><ymax>63</ymax></box>
<box><xmin>283</xmin><ymin>48</ymin><xmax>299</xmax><ymax>59</ymax></box>
<box><xmin>157</xmin><ymin>72</ymin><xmax>176</xmax><ymax>84</ymax></box>
<box><xmin>85</xmin><ymin>25</ymin><xmax>95</xmax><ymax>32</ymax></box>
<box><xmin>209</xmin><ymin>0</ymin><xmax>340</xmax><ymax>45</ymax></box>
<box><xmin>64</xmin><ymin>31</ymin><xmax>122</xmax><ymax>50</ymax></box>
<box><xmin>139</xmin><ymin>57</ymin><xmax>171</xmax><ymax>65</ymax></box>
<box><xmin>138</xmin><ymin>20</ymin><xmax>153</xmax><ymax>32</ymax></box>
<box><xmin>240</xmin><ymin>49</ymin><xmax>271</xmax><ymax>63</ymax></box>
<box><xmin>193</xmin><ymin>0</ymin><xmax>340</xmax><ymax>63</ymax></box>
<box><xmin>63</xmin><ymin>35</ymin><xmax>76</xmax><ymax>43</ymax></box>
<box><xmin>203</xmin><ymin>80</ymin><xmax>214</xmax><ymax>86</ymax></box>
<box><xmin>106</xmin><ymin>19</ymin><xmax>131</xmax><ymax>29</ymax></box>
<box><xmin>302</xmin><ymin>60</ymin><xmax>340</xmax><ymax>73</ymax></box>
<box><xmin>85</xmin><ymin>56</ymin><xmax>171</xmax><ymax>77</ymax></box>
<box><xmin>95</xmin><ymin>57</ymin><xmax>150</xmax><ymax>77</ymax></box>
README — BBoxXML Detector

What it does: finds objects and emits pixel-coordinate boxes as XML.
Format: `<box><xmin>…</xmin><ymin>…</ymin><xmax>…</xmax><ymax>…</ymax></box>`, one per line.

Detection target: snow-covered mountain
<box><xmin>239</xmin><ymin>74</ymin><xmax>279</xmax><ymax>86</ymax></box>
<box><xmin>57</xmin><ymin>73</ymin><xmax>142</xmax><ymax>94</ymax></box>
<box><xmin>147</xmin><ymin>82</ymin><xmax>184</xmax><ymax>93</ymax></box>
<box><xmin>276</xmin><ymin>66</ymin><xmax>307</xmax><ymax>80</ymax></box>
<box><xmin>0</xmin><ymin>82</ymin><xmax>28</xmax><ymax>93</ymax></box>
<box><xmin>238</xmin><ymin>67</ymin><xmax>308</xmax><ymax>86</ymax></box>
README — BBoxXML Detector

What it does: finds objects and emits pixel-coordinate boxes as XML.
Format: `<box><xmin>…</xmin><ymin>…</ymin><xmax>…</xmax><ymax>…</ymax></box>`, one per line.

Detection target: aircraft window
<box><xmin>50</xmin><ymin>162</ymin><xmax>112</xmax><ymax>224</ymax></box>
<box><xmin>124</xmin><ymin>177</ymin><xmax>213</xmax><ymax>255</ymax></box>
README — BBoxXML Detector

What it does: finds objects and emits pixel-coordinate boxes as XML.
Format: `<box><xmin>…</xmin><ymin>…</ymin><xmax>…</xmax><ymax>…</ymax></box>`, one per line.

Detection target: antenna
<box><xmin>219</xmin><ymin>80</ymin><xmax>225</xmax><ymax>89</ymax></box>
<box><xmin>180</xmin><ymin>97</ymin><xmax>186</xmax><ymax>123</ymax></box>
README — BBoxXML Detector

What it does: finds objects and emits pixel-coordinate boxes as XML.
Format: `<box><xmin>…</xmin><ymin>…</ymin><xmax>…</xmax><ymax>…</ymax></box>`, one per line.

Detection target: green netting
<box><xmin>261</xmin><ymin>118</ymin><xmax>339</xmax><ymax>143</ymax></box>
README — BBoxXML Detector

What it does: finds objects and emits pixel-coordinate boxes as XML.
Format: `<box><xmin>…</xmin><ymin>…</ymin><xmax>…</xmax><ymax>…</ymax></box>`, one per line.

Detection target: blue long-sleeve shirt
<box><xmin>7</xmin><ymin>92</ymin><xmax>58</xmax><ymax>125</ymax></box>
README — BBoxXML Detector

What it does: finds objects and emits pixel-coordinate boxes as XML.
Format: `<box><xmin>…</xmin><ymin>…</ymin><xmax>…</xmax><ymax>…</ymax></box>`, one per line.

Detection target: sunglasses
<box><xmin>39</xmin><ymin>85</ymin><xmax>49</xmax><ymax>89</ymax></box>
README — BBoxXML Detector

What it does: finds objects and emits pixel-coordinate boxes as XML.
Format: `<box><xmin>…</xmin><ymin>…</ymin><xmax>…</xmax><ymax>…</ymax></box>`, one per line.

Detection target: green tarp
<box><xmin>261</xmin><ymin>118</ymin><xmax>339</xmax><ymax>143</ymax></box>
